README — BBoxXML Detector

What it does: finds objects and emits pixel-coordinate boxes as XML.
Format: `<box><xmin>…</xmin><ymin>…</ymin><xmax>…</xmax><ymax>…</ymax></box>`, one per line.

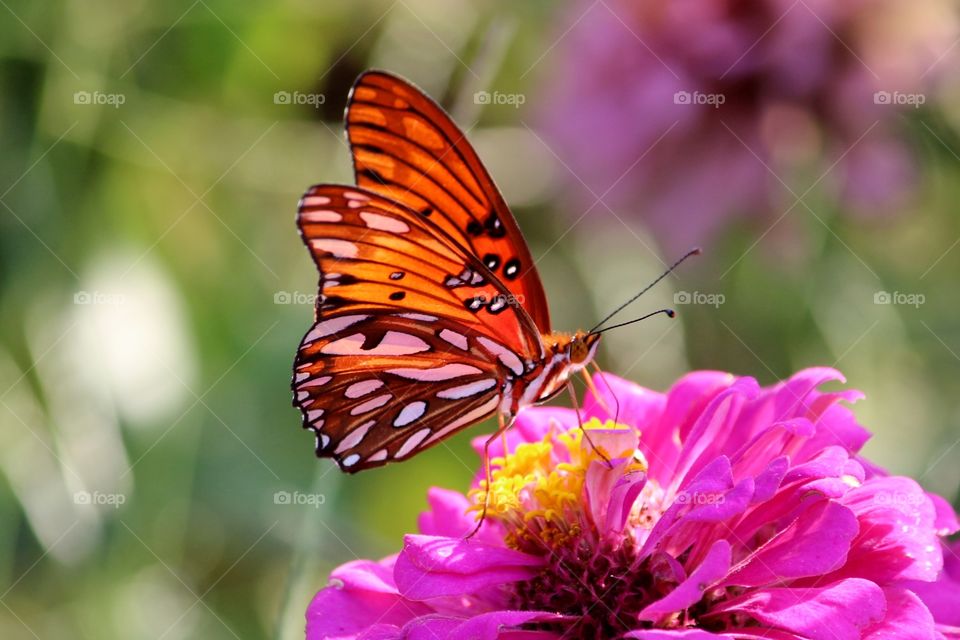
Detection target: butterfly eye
<box><xmin>569</xmin><ymin>340</ymin><xmax>587</xmax><ymax>363</ymax></box>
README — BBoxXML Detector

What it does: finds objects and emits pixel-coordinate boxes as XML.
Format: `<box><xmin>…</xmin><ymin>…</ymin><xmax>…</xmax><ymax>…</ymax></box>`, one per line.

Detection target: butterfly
<box><xmin>292</xmin><ymin>71</ymin><xmax>687</xmax><ymax>472</ymax></box>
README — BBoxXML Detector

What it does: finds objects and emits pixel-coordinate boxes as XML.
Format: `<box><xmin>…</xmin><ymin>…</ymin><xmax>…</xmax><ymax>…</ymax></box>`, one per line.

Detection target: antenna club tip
<box><xmin>690</xmin><ymin>247</ymin><xmax>702</xmax><ymax>256</ymax></box>
<box><xmin>666</xmin><ymin>309</ymin><xmax>676</xmax><ymax>318</ymax></box>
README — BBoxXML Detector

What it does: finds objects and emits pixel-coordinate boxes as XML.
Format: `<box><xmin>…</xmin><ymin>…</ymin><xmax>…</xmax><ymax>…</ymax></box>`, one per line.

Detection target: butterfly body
<box><xmin>292</xmin><ymin>71</ymin><xmax>601</xmax><ymax>472</ymax></box>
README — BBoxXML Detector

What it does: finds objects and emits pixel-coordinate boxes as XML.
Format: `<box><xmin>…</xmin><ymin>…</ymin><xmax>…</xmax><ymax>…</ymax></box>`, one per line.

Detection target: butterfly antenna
<box><xmin>588</xmin><ymin>247</ymin><xmax>701</xmax><ymax>334</ymax></box>
<box><xmin>590</xmin><ymin>309</ymin><xmax>675</xmax><ymax>335</ymax></box>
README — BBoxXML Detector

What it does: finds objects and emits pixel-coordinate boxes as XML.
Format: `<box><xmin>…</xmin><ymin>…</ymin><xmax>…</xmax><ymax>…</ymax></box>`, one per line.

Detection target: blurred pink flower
<box><xmin>537</xmin><ymin>0</ymin><xmax>958</xmax><ymax>251</ymax></box>
<box><xmin>306</xmin><ymin>369</ymin><xmax>959</xmax><ymax>638</ymax></box>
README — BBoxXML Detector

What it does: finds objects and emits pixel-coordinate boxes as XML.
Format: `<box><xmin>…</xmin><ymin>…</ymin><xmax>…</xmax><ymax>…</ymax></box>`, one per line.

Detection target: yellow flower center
<box><xmin>469</xmin><ymin>418</ymin><xmax>645</xmax><ymax>551</ymax></box>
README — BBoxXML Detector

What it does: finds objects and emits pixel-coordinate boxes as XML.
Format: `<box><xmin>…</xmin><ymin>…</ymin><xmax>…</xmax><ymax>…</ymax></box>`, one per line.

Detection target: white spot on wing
<box><xmin>360</xmin><ymin>211</ymin><xmax>410</xmax><ymax>234</ymax></box>
<box><xmin>345</xmin><ymin>379</ymin><xmax>385</xmax><ymax>398</ymax></box>
<box><xmin>300</xmin><ymin>375</ymin><xmax>332</xmax><ymax>388</ymax></box>
<box><xmin>343</xmin><ymin>191</ymin><xmax>370</xmax><ymax>206</ymax></box>
<box><xmin>394</xmin><ymin>401</ymin><xmax>427</xmax><ymax>427</ymax></box>
<box><xmin>477</xmin><ymin>336</ymin><xmax>524</xmax><ymax>376</ymax></box>
<box><xmin>335</xmin><ymin>420</ymin><xmax>375</xmax><ymax>454</ymax></box>
<box><xmin>320</xmin><ymin>333</ymin><xmax>366</xmax><ymax>355</ymax></box>
<box><xmin>341</xmin><ymin>453</ymin><xmax>360</xmax><ymax>467</ymax></box>
<box><xmin>376</xmin><ymin>332</ymin><xmax>430</xmax><ymax>355</ymax></box>
<box><xmin>387</xmin><ymin>363</ymin><xmax>483</xmax><ymax>381</ymax></box>
<box><xmin>310</xmin><ymin>239</ymin><xmax>359</xmax><ymax>258</ymax></box>
<box><xmin>398</xmin><ymin>313</ymin><xmax>437</xmax><ymax>322</ymax></box>
<box><xmin>437</xmin><ymin>378</ymin><xmax>497</xmax><ymax>400</ymax></box>
<box><xmin>439</xmin><ymin>328</ymin><xmax>468</xmax><ymax>350</ymax></box>
<box><xmin>301</xmin><ymin>195</ymin><xmax>331</xmax><ymax>206</ymax></box>
<box><xmin>396</xmin><ymin>428</ymin><xmax>431</xmax><ymax>458</ymax></box>
<box><xmin>300</xmin><ymin>210</ymin><xmax>343</xmax><ymax>223</ymax></box>
<box><xmin>306</xmin><ymin>315</ymin><xmax>370</xmax><ymax>343</ymax></box>
<box><xmin>350</xmin><ymin>393</ymin><xmax>391</xmax><ymax>415</ymax></box>
<box><xmin>368</xmin><ymin>449</ymin><xmax>388</xmax><ymax>462</ymax></box>
<box><xmin>321</xmin><ymin>331</ymin><xmax>430</xmax><ymax>356</ymax></box>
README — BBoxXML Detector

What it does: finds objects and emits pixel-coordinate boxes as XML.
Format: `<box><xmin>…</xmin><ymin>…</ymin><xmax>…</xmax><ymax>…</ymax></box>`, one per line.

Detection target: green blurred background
<box><xmin>1</xmin><ymin>1</ymin><xmax>959</xmax><ymax>638</ymax></box>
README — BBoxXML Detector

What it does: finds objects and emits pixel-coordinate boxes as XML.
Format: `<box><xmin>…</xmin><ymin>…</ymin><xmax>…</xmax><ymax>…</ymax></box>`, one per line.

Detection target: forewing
<box><xmin>345</xmin><ymin>70</ymin><xmax>552</xmax><ymax>331</ymax></box>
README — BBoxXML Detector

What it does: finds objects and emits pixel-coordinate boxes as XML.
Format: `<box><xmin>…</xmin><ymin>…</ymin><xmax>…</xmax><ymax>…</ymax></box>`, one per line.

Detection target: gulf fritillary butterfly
<box><xmin>292</xmin><ymin>71</ymin><xmax>687</xmax><ymax>472</ymax></box>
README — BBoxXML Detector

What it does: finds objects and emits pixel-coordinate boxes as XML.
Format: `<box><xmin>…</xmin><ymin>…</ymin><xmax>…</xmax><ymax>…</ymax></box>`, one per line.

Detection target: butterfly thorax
<box><xmin>504</xmin><ymin>330</ymin><xmax>601</xmax><ymax>417</ymax></box>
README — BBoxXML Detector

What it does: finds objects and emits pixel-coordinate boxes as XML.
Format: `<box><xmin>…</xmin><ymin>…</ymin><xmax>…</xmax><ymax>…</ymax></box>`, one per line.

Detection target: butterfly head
<box><xmin>568</xmin><ymin>330</ymin><xmax>601</xmax><ymax>368</ymax></box>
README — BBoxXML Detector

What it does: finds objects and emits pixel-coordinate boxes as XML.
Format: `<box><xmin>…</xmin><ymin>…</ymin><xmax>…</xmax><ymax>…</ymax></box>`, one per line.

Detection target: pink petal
<box><xmin>417</xmin><ymin>488</ymin><xmax>501</xmax><ymax>545</ymax></box>
<box><xmin>642</xmin><ymin>456</ymin><xmax>756</xmax><ymax>556</ymax></box>
<box><xmin>863</xmin><ymin>586</ymin><xmax>936</xmax><ymax>640</ymax></box>
<box><xmin>671</xmin><ymin>379</ymin><xmax>759</xmax><ymax>487</ymax></box>
<box><xmin>638</xmin><ymin>540</ymin><xmax>731</xmax><ymax>620</ymax></box>
<box><xmin>583</xmin><ymin>451</ymin><xmax>647</xmax><ymax>534</ymax></box>
<box><xmin>709</xmin><ymin>578</ymin><xmax>885</xmax><ymax>640</ymax></box>
<box><xmin>833</xmin><ymin>476</ymin><xmax>942</xmax><ymax>583</ymax></box>
<box><xmin>903</xmin><ymin>543</ymin><xmax>960</xmax><ymax>627</ymax></box>
<box><xmin>649</xmin><ymin>371</ymin><xmax>736</xmax><ymax>483</ymax></box>
<box><xmin>583</xmin><ymin>371</ymin><xmax>666</xmax><ymax>429</ymax></box>
<box><xmin>928</xmin><ymin>492</ymin><xmax>960</xmax><ymax>536</ymax></box>
<box><xmin>751</xmin><ymin>456</ymin><xmax>789</xmax><ymax>502</ymax></box>
<box><xmin>724</xmin><ymin>500</ymin><xmax>858</xmax><ymax>587</ymax></box>
<box><xmin>624</xmin><ymin>630</ymin><xmax>729</xmax><ymax>639</ymax></box>
<box><xmin>394</xmin><ymin>535</ymin><xmax>543</xmax><ymax>600</ymax></box>
<box><xmin>400</xmin><ymin>611</ymin><xmax>566</xmax><ymax>640</ymax></box>
<box><xmin>307</xmin><ymin>559</ymin><xmax>432</xmax><ymax>639</ymax></box>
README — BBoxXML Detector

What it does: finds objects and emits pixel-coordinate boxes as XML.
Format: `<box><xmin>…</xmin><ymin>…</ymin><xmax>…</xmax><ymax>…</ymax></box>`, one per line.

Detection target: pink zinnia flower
<box><xmin>537</xmin><ymin>0</ymin><xmax>958</xmax><ymax>252</ymax></box>
<box><xmin>306</xmin><ymin>369</ymin><xmax>959</xmax><ymax>638</ymax></box>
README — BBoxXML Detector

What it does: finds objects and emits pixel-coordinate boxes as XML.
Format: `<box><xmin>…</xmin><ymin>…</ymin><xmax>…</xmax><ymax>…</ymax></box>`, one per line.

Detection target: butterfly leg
<box><xmin>567</xmin><ymin>380</ymin><xmax>613</xmax><ymax>468</ymax></box>
<box><xmin>466</xmin><ymin>412</ymin><xmax>511</xmax><ymax>540</ymax></box>
<box><xmin>589</xmin><ymin>362</ymin><xmax>621</xmax><ymax>425</ymax></box>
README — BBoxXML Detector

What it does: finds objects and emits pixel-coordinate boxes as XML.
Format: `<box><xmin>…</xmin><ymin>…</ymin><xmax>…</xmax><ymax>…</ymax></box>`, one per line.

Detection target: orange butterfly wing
<box><xmin>293</xmin><ymin>185</ymin><xmax>542</xmax><ymax>470</ymax></box>
<box><xmin>345</xmin><ymin>70</ymin><xmax>552</xmax><ymax>332</ymax></box>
